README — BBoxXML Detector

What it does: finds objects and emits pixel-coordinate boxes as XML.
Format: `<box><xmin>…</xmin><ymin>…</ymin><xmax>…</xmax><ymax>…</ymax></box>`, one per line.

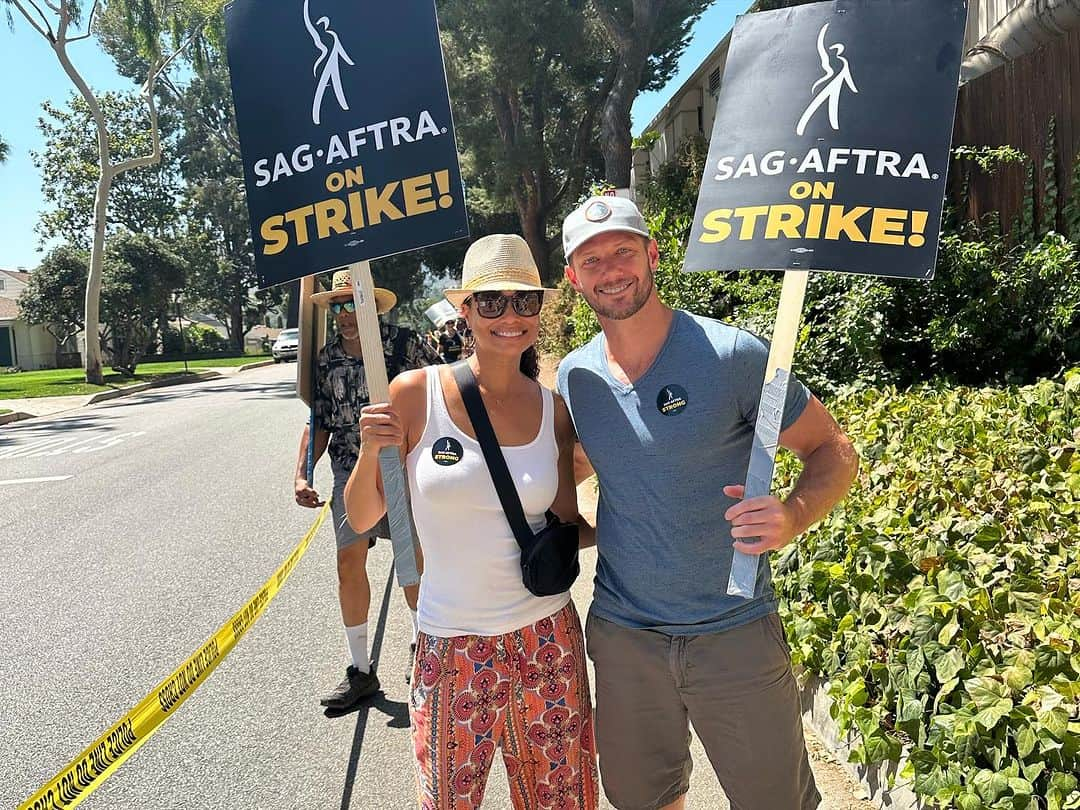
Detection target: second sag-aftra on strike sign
<box><xmin>684</xmin><ymin>0</ymin><xmax>966</xmax><ymax>280</ymax></box>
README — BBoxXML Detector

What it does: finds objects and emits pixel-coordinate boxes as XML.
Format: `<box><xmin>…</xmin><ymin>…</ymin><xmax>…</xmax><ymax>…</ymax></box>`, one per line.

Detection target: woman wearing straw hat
<box><xmin>294</xmin><ymin>268</ymin><xmax>439</xmax><ymax>712</ymax></box>
<box><xmin>345</xmin><ymin>234</ymin><xmax>599</xmax><ymax>808</ymax></box>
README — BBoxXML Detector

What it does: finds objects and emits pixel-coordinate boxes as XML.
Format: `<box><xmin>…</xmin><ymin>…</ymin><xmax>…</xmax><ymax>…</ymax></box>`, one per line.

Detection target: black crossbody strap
<box><xmin>450</xmin><ymin>361</ymin><xmax>535</xmax><ymax>553</ymax></box>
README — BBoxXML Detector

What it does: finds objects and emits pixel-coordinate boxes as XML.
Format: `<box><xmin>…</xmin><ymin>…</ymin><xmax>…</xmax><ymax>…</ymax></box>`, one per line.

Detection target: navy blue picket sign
<box><xmin>225</xmin><ymin>0</ymin><xmax>469</xmax><ymax>288</ymax></box>
<box><xmin>684</xmin><ymin>0</ymin><xmax>967</xmax><ymax>280</ymax></box>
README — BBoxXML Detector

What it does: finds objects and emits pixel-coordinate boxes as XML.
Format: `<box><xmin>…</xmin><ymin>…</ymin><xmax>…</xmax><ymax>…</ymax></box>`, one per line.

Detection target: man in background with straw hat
<box><xmin>556</xmin><ymin>196</ymin><xmax>858</xmax><ymax>809</ymax></box>
<box><xmin>293</xmin><ymin>268</ymin><xmax>440</xmax><ymax>712</ymax></box>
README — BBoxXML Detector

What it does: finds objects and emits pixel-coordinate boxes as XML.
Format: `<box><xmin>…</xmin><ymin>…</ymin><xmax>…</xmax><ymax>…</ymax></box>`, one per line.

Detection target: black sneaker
<box><xmin>320</xmin><ymin>665</ymin><xmax>379</xmax><ymax>709</ymax></box>
<box><xmin>405</xmin><ymin>642</ymin><xmax>417</xmax><ymax>684</ymax></box>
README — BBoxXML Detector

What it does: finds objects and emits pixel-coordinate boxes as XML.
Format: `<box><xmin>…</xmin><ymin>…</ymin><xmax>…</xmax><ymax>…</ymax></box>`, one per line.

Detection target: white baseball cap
<box><xmin>562</xmin><ymin>196</ymin><xmax>650</xmax><ymax>261</ymax></box>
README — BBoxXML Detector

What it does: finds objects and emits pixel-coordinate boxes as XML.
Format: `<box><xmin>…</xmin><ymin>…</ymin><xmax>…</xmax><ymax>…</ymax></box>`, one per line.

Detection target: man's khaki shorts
<box><xmin>585</xmin><ymin>610</ymin><xmax>820</xmax><ymax>810</ymax></box>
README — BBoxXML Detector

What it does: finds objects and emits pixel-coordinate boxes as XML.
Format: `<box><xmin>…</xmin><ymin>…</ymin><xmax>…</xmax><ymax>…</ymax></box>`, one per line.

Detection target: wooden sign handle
<box><xmin>350</xmin><ymin>261</ymin><xmax>421</xmax><ymax>588</ymax></box>
<box><xmin>727</xmin><ymin>270</ymin><xmax>809</xmax><ymax>599</ymax></box>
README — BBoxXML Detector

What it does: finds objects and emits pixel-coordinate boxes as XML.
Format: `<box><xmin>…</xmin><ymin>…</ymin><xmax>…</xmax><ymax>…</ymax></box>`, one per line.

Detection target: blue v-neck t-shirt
<box><xmin>556</xmin><ymin>310</ymin><xmax>811</xmax><ymax>635</ymax></box>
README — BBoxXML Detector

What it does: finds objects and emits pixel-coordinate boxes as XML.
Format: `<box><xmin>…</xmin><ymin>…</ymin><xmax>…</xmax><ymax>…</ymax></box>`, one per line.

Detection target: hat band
<box><xmin>462</xmin><ymin>268</ymin><xmax>542</xmax><ymax>290</ymax></box>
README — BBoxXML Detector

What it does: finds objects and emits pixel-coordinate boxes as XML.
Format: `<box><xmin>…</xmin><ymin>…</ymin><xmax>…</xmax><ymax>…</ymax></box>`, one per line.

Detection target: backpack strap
<box><xmin>450</xmin><ymin>361</ymin><xmax>534</xmax><ymax>553</ymax></box>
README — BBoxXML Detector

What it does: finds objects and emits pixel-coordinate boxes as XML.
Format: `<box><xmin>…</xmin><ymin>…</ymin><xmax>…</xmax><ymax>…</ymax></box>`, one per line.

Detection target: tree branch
<box><xmin>549</xmin><ymin>58</ymin><xmax>619</xmax><ymax>213</ymax></box>
<box><xmin>591</xmin><ymin>0</ymin><xmax>632</xmax><ymax>51</ymax></box>
<box><xmin>65</xmin><ymin>0</ymin><xmax>99</xmax><ymax>43</ymax></box>
<box><xmin>11</xmin><ymin>0</ymin><xmax>54</xmax><ymax>40</ymax></box>
<box><xmin>113</xmin><ymin>60</ymin><xmax>162</xmax><ymax>174</ymax></box>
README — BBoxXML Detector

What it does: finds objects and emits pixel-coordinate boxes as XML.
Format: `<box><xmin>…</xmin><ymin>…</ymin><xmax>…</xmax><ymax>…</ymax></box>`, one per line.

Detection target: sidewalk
<box><xmin>0</xmin><ymin>361</ymin><xmax>274</xmax><ymax>424</ymax></box>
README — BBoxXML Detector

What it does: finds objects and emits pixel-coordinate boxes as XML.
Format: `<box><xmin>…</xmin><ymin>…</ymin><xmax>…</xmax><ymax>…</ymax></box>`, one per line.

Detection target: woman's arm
<box><xmin>550</xmin><ymin>393</ymin><xmax>596</xmax><ymax>549</ymax></box>
<box><xmin>343</xmin><ymin>369</ymin><xmax>427</xmax><ymax>532</ymax></box>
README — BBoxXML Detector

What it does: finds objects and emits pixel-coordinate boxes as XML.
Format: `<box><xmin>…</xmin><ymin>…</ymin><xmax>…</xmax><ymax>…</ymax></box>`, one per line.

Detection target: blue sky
<box><xmin>0</xmin><ymin>2</ymin><xmax>744</xmax><ymax>271</ymax></box>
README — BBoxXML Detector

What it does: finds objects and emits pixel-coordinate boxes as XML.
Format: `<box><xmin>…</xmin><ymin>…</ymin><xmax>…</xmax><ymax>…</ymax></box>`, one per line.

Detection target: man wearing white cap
<box><xmin>293</xmin><ymin>268</ymin><xmax>439</xmax><ymax>712</ymax></box>
<box><xmin>556</xmin><ymin>196</ymin><xmax>859</xmax><ymax>809</ymax></box>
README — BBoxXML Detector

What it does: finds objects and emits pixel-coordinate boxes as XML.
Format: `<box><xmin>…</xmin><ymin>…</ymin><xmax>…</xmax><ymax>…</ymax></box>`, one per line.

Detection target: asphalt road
<box><xmin>1</xmin><ymin>364</ymin><xmax>866</xmax><ymax>810</ymax></box>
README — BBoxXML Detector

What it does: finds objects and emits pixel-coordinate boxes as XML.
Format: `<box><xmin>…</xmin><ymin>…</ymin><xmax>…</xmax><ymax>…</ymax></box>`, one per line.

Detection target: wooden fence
<box><xmin>952</xmin><ymin>27</ymin><xmax>1080</xmax><ymax>234</ymax></box>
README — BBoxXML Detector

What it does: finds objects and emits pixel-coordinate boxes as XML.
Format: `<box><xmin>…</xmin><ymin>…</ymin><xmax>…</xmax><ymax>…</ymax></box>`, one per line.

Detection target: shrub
<box><xmin>160</xmin><ymin>323</ymin><xmax>229</xmax><ymax>355</ymax></box>
<box><xmin>773</xmin><ymin>369</ymin><xmax>1080</xmax><ymax>809</ymax></box>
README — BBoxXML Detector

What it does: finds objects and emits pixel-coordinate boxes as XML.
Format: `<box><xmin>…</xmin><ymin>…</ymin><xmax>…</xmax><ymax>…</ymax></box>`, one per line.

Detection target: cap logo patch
<box><xmin>585</xmin><ymin>201</ymin><xmax>612</xmax><ymax>222</ymax></box>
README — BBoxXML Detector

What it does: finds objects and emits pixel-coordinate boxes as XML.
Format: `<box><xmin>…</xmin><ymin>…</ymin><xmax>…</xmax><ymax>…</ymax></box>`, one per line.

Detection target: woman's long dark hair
<box><xmin>519</xmin><ymin>346</ymin><xmax>539</xmax><ymax>380</ymax></box>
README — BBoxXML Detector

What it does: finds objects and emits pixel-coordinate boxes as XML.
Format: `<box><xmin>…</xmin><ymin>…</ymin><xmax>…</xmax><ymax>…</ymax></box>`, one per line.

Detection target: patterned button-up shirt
<box><xmin>314</xmin><ymin>323</ymin><xmax>440</xmax><ymax>471</ymax></box>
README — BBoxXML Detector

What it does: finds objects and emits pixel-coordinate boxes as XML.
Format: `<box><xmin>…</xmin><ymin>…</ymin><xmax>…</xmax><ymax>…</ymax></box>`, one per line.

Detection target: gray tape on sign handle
<box><xmin>379</xmin><ymin>447</ymin><xmax>420</xmax><ymax>587</ymax></box>
<box><xmin>727</xmin><ymin>368</ymin><xmax>790</xmax><ymax>599</ymax></box>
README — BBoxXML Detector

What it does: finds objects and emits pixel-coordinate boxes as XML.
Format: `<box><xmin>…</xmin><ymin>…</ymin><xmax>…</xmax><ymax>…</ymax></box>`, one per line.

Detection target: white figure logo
<box><xmin>443</xmin><ymin>439</ymin><xmax>453</xmax><ymax>453</ymax></box>
<box><xmin>304</xmin><ymin>0</ymin><xmax>355</xmax><ymax>126</ymax></box>
<box><xmin>795</xmin><ymin>23</ymin><xmax>858</xmax><ymax>137</ymax></box>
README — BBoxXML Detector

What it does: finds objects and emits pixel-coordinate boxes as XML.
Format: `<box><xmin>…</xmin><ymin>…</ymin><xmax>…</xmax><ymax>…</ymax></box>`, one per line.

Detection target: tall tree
<box><xmin>97</xmin><ymin>27</ymin><xmax>275</xmax><ymax>352</ymax></box>
<box><xmin>439</xmin><ymin>0</ymin><xmax>612</xmax><ymax>280</ymax></box>
<box><xmin>2</xmin><ymin>0</ymin><xmax>217</xmax><ymax>384</ymax></box>
<box><xmin>592</xmin><ymin>0</ymin><xmax>711</xmax><ymax>187</ymax></box>
<box><xmin>100</xmin><ymin>231</ymin><xmax>186</xmax><ymax>373</ymax></box>
<box><xmin>18</xmin><ymin>246</ymin><xmax>88</xmax><ymax>358</ymax></box>
<box><xmin>33</xmin><ymin>91</ymin><xmax>181</xmax><ymax>248</ymax></box>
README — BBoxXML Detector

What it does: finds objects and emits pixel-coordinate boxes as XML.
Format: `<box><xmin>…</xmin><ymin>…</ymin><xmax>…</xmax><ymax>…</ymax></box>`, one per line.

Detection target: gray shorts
<box><xmin>330</xmin><ymin>463</ymin><xmax>389</xmax><ymax>551</ymax></box>
<box><xmin>585</xmin><ymin>610</ymin><xmax>820</xmax><ymax>810</ymax></box>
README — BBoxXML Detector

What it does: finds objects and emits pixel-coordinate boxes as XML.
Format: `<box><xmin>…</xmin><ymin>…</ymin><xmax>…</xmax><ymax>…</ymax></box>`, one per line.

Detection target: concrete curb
<box><xmin>86</xmin><ymin>370</ymin><xmax>222</xmax><ymax>405</ymax></box>
<box><xmin>0</xmin><ymin>411</ymin><xmax>34</xmax><ymax>426</ymax></box>
<box><xmin>800</xmin><ymin>674</ymin><xmax>923</xmax><ymax>809</ymax></box>
<box><xmin>238</xmin><ymin>359</ymin><xmax>275</xmax><ymax>372</ymax></box>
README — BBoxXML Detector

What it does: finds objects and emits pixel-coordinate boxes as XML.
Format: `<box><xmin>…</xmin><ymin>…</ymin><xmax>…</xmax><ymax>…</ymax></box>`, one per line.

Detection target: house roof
<box><xmin>0</xmin><ymin>269</ymin><xmax>30</xmax><ymax>284</ymax></box>
<box><xmin>246</xmin><ymin>325</ymin><xmax>282</xmax><ymax>339</ymax></box>
<box><xmin>641</xmin><ymin>1</ymin><xmax>756</xmax><ymax>136</ymax></box>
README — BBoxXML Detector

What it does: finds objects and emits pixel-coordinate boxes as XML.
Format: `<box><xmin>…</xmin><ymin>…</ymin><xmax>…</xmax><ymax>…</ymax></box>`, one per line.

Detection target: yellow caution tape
<box><xmin>19</xmin><ymin>504</ymin><xmax>330</xmax><ymax>810</ymax></box>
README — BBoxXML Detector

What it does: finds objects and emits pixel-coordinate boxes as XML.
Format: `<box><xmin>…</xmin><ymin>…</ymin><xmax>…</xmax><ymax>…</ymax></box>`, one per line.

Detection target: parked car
<box><xmin>272</xmin><ymin>328</ymin><xmax>300</xmax><ymax>362</ymax></box>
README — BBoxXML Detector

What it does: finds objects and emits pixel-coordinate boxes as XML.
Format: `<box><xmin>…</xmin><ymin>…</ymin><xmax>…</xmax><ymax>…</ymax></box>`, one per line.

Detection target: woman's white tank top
<box><xmin>405</xmin><ymin>366</ymin><xmax>570</xmax><ymax>637</ymax></box>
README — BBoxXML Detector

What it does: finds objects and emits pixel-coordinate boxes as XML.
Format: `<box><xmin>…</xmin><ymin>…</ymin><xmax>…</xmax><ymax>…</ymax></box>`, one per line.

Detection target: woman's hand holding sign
<box><xmin>722</xmin><ymin>485</ymin><xmax>801</xmax><ymax>554</ymax></box>
<box><xmin>358</xmin><ymin>402</ymin><xmax>405</xmax><ymax>452</ymax></box>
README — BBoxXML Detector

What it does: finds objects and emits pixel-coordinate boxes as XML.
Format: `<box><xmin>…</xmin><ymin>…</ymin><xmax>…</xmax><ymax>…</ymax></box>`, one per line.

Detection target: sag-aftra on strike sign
<box><xmin>225</xmin><ymin>0</ymin><xmax>469</xmax><ymax>288</ymax></box>
<box><xmin>684</xmin><ymin>0</ymin><xmax>967</xmax><ymax>280</ymax></box>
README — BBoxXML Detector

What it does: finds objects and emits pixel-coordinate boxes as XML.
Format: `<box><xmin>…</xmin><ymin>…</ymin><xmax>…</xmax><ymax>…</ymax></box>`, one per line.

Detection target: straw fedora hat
<box><xmin>310</xmin><ymin>268</ymin><xmax>397</xmax><ymax>314</ymax></box>
<box><xmin>444</xmin><ymin>234</ymin><xmax>556</xmax><ymax>308</ymax></box>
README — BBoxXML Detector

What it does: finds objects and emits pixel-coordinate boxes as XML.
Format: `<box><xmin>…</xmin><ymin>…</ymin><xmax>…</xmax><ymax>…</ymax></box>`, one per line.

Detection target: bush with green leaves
<box><xmin>772</xmin><ymin>369</ymin><xmax>1080</xmax><ymax>809</ymax></box>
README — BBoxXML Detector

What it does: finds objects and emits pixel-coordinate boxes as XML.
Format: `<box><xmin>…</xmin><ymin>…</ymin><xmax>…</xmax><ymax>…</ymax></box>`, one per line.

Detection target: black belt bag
<box><xmin>452</xmin><ymin>362</ymin><xmax>580</xmax><ymax>597</ymax></box>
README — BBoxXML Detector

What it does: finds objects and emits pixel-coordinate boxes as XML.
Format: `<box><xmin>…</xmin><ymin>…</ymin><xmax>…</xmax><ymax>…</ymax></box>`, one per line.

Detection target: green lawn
<box><xmin>0</xmin><ymin>356</ymin><xmax>270</xmax><ymax>400</ymax></box>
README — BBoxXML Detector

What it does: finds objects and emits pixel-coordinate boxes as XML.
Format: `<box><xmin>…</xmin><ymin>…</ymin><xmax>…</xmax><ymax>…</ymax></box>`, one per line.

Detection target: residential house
<box><xmin>0</xmin><ymin>268</ymin><xmax>68</xmax><ymax>370</ymax></box>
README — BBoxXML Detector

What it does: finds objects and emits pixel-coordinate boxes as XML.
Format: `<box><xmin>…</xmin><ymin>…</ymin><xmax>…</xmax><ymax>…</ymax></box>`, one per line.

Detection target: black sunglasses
<box><xmin>329</xmin><ymin>300</ymin><xmax>356</xmax><ymax>314</ymax></box>
<box><xmin>465</xmin><ymin>290</ymin><xmax>543</xmax><ymax>319</ymax></box>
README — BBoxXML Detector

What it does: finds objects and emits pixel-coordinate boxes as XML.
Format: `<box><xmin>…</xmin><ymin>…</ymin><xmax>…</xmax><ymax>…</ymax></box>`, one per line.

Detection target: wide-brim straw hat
<box><xmin>444</xmin><ymin>234</ymin><xmax>557</xmax><ymax>308</ymax></box>
<box><xmin>311</xmin><ymin>268</ymin><xmax>396</xmax><ymax>314</ymax></box>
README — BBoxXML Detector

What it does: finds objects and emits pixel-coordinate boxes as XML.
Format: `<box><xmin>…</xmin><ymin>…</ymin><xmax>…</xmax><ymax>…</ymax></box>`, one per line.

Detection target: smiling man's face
<box><xmin>565</xmin><ymin>231</ymin><xmax>659</xmax><ymax>321</ymax></box>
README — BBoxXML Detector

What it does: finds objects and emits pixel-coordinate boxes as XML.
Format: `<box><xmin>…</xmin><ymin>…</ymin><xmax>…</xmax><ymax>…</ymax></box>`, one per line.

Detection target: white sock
<box><xmin>410</xmin><ymin>610</ymin><xmax>419</xmax><ymax>645</ymax></box>
<box><xmin>344</xmin><ymin>623</ymin><xmax>369</xmax><ymax>673</ymax></box>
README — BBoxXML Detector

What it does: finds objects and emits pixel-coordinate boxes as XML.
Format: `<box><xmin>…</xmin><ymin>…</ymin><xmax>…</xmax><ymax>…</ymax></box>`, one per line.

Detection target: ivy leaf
<box><xmin>973</xmin><ymin>768</ymin><xmax>1009</xmax><ymax>802</ymax></box>
<box><xmin>1037</xmin><ymin>705</ymin><xmax>1070</xmax><ymax>739</ymax></box>
<box><xmin>965</xmin><ymin>676</ymin><xmax>1009</xmax><ymax>709</ymax></box>
<box><xmin>955</xmin><ymin>793</ymin><xmax>982</xmax><ymax>810</ymax></box>
<box><xmin>938</xmin><ymin>615</ymin><xmax>961</xmax><ymax>645</ymax></box>
<box><xmin>1003</xmin><ymin>664</ymin><xmax>1034</xmax><ymax>693</ymax></box>
<box><xmin>1050</xmin><ymin>772</ymin><xmax>1078</xmax><ymax>793</ymax></box>
<box><xmin>1015</xmin><ymin>724</ymin><xmax>1037</xmax><ymax>758</ymax></box>
<box><xmin>936</xmin><ymin>648</ymin><xmax>965</xmax><ymax>683</ymax></box>
<box><xmin>1008</xmin><ymin>776</ymin><xmax>1034</xmax><ymax>796</ymax></box>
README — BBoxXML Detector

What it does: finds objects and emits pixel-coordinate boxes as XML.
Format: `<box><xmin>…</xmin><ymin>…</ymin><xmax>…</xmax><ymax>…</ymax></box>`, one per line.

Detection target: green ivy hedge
<box><xmin>773</xmin><ymin>370</ymin><xmax>1080</xmax><ymax>809</ymax></box>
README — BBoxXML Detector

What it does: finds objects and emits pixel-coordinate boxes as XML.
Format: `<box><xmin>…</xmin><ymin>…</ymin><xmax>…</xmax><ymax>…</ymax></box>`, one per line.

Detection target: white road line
<box><xmin>0</xmin><ymin>476</ymin><xmax>73</xmax><ymax>486</ymax></box>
